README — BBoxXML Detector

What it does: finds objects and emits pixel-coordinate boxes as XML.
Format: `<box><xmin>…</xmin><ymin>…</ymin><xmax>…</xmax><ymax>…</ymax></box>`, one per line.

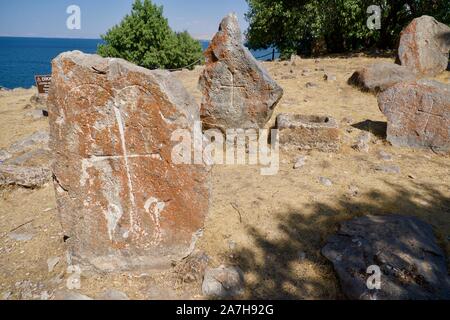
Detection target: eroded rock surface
<box><xmin>378</xmin><ymin>80</ymin><xmax>450</xmax><ymax>151</ymax></box>
<box><xmin>199</xmin><ymin>14</ymin><xmax>283</xmax><ymax>131</ymax></box>
<box><xmin>48</xmin><ymin>51</ymin><xmax>210</xmax><ymax>272</ymax></box>
<box><xmin>398</xmin><ymin>15</ymin><xmax>450</xmax><ymax>76</ymax></box>
<box><xmin>322</xmin><ymin>215</ymin><xmax>450</xmax><ymax>300</ymax></box>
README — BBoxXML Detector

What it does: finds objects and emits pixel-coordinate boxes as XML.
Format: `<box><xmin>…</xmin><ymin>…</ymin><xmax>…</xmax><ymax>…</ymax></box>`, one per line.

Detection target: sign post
<box><xmin>34</xmin><ymin>75</ymin><xmax>52</xmax><ymax>94</ymax></box>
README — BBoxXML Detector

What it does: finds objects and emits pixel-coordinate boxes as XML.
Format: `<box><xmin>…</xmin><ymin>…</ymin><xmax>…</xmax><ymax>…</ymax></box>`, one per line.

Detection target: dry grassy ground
<box><xmin>0</xmin><ymin>55</ymin><xmax>449</xmax><ymax>300</ymax></box>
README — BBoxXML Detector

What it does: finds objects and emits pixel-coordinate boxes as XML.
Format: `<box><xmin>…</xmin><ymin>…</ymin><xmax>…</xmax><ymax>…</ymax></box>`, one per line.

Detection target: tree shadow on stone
<box><xmin>352</xmin><ymin>120</ymin><xmax>387</xmax><ymax>139</ymax></box>
<box><xmin>437</xmin><ymin>32</ymin><xmax>450</xmax><ymax>71</ymax></box>
<box><xmin>230</xmin><ymin>180</ymin><xmax>450</xmax><ymax>300</ymax></box>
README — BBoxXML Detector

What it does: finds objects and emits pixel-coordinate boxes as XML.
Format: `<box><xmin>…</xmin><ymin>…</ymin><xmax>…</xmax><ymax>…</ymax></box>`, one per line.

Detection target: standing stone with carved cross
<box><xmin>378</xmin><ymin>80</ymin><xmax>450</xmax><ymax>151</ymax></box>
<box><xmin>47</xmin><ymin>51</ymin><xmax>210</xmax><ymax>272</ymax></box>
<box><xmin>397</xmin><ymin>15</ymin><xmax>450</xmax><ymax>77</ymax></box>
<box><xmin>199</xmin><ymin>13</ymin><xmax>283</xmax><ymax>131</ymax></box>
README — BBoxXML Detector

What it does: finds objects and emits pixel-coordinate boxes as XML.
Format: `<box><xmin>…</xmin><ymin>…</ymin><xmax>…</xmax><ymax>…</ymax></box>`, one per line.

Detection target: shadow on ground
<box><xmin>352</xmin><ymin>120</ymin><xmax>387</xmax><ymax>139</ymax></box>
<box><xmin>230</xmin><ymin>181</ymin><xmax>450</xmax><ymax>300</ymax></box>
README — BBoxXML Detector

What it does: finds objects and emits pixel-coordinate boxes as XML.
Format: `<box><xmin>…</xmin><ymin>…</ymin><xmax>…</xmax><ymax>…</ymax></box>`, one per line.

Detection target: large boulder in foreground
<box><xmin>348</xmin><ymin>63</ymin><xmax>417</xmax><ymax>93</ymax></box>
<box><xmin>323</xmin><ymin>215</ymin><xmax>450</xmax><ymax>300</ymax></box>
<box><xmin>199</xmin><ymin>14</ymin><xmax>283</xmax><ymax>131</ymax></box>
<box><xmin>378</xmin><ymin>80</ymin><xmax>450</xmax><ymax>151</ymax></box>
<box><xmin>398</xmin><ymin>15</ymin><xmax>450</xmax><ymax>76</ymax></box>
<box><xmin>48</xmin><ymin>51</ymin><xmax>210</xmax><ymax>272</ymax></box>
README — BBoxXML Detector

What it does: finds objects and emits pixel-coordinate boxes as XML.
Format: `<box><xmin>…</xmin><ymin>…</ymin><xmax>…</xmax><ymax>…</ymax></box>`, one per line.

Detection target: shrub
<box><xmin>98</xmin><ymin>0</ymin><xmax>203</xmax><ymax>70</ymax></box>
<box><xmin>245</xmin><ymin>0</ymin><xmax>450</xmax><ymax>56</ymax></box>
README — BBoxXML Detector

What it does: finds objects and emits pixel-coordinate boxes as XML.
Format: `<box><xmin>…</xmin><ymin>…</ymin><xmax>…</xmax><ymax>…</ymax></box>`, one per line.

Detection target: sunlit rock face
<box><xmin>48</xmin><ymin>51</ymin><xmax>210</xmax><ymax>272</ymax></box>
<box><xmin>378</xmin><ymin>79</ymin><xmax>450</xmax><ymax>152</ymax></box>
<box><xmin>199</xmin><ymin>13</ymin><xmax>283</xmax><ymax>132</ymax></box>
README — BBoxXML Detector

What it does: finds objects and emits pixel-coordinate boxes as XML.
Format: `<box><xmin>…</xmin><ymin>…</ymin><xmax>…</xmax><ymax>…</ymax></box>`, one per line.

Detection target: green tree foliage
<box><xmin>98</xmin><ymin>0</ymin><xmax>203</xmax><ymax>70</ymax></box>
<box><xmin>245</xmin><ymin>0</ymin><xmax>450</xmax><ymax>57</ymax></box>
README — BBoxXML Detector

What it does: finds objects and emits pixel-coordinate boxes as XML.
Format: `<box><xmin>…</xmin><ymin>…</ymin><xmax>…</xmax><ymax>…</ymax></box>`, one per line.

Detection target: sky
<box><xmin>0</xmin><ymin>0</ymin><xmax>249</xmax><ymax>40</ymax></box>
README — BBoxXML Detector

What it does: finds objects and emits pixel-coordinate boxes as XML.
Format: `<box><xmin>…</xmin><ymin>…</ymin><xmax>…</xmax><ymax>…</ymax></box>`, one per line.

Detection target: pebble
<box><xmin>0</xmin><ymin>149</ymin><xmax>12</xmax><ymax>162</ymax></box>
<box><xmin>202</xmin><ymin>266</ymin><xmax>244</xmax><ymax>298</ymax></box>
<box><xmin>347</xmin><ymin>185</ymin><xmax>360</xmax><ymax>197</ymax></box>
<box><xmin>378</xmin><ymin>150</ymin><xmax>393</xmax><ymax>161</ymax></box>
<box><xmin>293</xmin><ymin>156</ymin><xmax>307</xmax><ymax>169</ymax></box>
<box><xmin>146</xmin><ymin>285</ymin><xmax>178</xmax><ymax>300</ymax></box>
<box><xmin>319</xmin><ymin>177</ymin><xmax>333</xmax><ymax>187</ymax></box>
<box><xmin>2</xmin><ymin>292</ymin><xmax>11</xmax><ymax>300</ymax></box>
<box><xmin>53</xmin><ymin>290</ymin><xmax>93</xmax><ymax>300</ymax></box>
<box><xmin>341</xmin><ymin>117</ymin><xmax>354</xmax><ymax>125</ymax></box>
<box><xmin>98</xmin><ymin>289</ymin><xmax>129</xmax><ymax>300</ymax></box>
<box><xmin>47</xmin><ymin>257</ymin><xmax>60</xmax><ymax>273</ymax></box>
<box><xmin>374</xmin><ymin>165</ymin><xmax>401</xmax><ymax>174</ymax></box>
<box><xmin>352</xmin><ymin>132</ymin><xmax>371</xmax><ymax>153</ymax></box>
<box><xmin>298</xmin><ymin>251</ymin><xmax>306</xmax><ymax>261</ymax></box>
<box><xmin>228</xmin><ymin>240</ymin><xmax>237</xmax><ymax>251</ymax></box>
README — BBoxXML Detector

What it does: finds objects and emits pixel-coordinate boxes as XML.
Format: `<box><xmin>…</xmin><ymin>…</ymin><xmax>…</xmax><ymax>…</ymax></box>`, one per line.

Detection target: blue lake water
<box><xmin>0</xmin><ymin>37</ymin><xmax>278</xmax><ymax>89</ymax></box>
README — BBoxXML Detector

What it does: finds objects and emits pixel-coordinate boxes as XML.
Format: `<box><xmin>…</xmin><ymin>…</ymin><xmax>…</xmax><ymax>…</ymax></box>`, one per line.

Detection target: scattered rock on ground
<box><xmin>202</xmin><ymin>265</ymin><xmax>244</xmax><ymax>298</ymax></box>
<box><xmin>378</xmin><ymin>80</ymin><xmax>450</xmax><ymax>151</ymax></box>
<box><xmin>281</xmin><ymin>74</ymin><xmax>296</xmax><ymax>80</ymax></box>
<box><xmin>174</xmin><ymin>250</ymin><xmax>210</xmax><ymax>284</ymax></box>
<box><xmin>305</xmin><ymin>82</ymin><xmax>318</xmax><ymax>88</ymax></box>
<box><xmin>352</xmin><ymin>132</ymin><xmax>371</xmax><ymax>153</ymax></box>
<box><xmin>5</xmin><ymin>148</ymin><xmax>52</xmax><ymax>168</ymax></box>
<box><xmin>9</xmin><ymin>233</ymin><xmax>34</xmax><ymax>242</ymax></box>
<box><xmin>348</xmin><ymin>63</ymin><xmax>417</xmax><ymax>93</ymax></box>
<box><xmin>2</xmin><ymin>292</ymin><xmax>11</xmax><ymax>300</ymax></box>
<box><xmin>47</xmin><ymin>257</ymin><xmax>60</xmax><ymax>273</ymax></box>
<box><xmin>29</xmin><ymin>93</ymin><xmax>47</xmax><ymax>106</ymax></box>
<box><xmin>277</xmin><ymin>114</ymin><xmax>341</xmax><ymax>152</ymax></box>
<box><xmin>98</xmin><ymin>289</ymin><xmax>129</xmax><ymax>300</ymax></box>
<box><xmin>347</xmin><ymin>185</ymin><xmax>360</xmax><ymax>198</ymax></box>
<box><xmin>290</xmin><ymin>55</ymin><xmax>302</xmax><ymax>67</ymax></box>
<box><xmin>341</xmin><ymin>117</ymin><xmax>354</xmax><ymax>125</ymax></box>
<box><xmin>26</xmin><ymin>109</ymin><xmax>48</xmax><ymax>120</ymax></box>
<box><xmin>146</xmin><ymin>284</ymin><xmax>179</xmax><ymax>300</ymax></box>
<box><xmin>53</xmin><ymin>290</ymin><xmax>93</xmax><ymax>300</ymax></box>
<box><xmin>322</xmin><ymin>215</ymin><xmax>450</xmax><ymax>300</ymax></box>
<box><xmin>0</xmin><ymin>150</ymin><xmax>12</xmax><ymax>162</ymax></box>
<box><xmin>293</xmin><ymin>156</ymin><xmax>307</xmax><ymax>169</ymax></box>
<box><xmin>324</xmin><ymin>72</ymin><xmax>337</xmax><ymax>81</ymax></box>
<box><xmin>378</xmin><ymin>151</ymin><xmax>393</xmax><ymax>161</ymax></box>
<box><xmin>0</xmin><ymin>165</ymin><xmax>51</xmax><ymax>188</ymax></box>
<box><xmin>7</xmin><ymin>130</ymin><xmax>49</xmax><ymax>155</ymax></box>
<box><xmin>199</xmin><ymin>13</ymin><xmax>283</xmax><ymax>131</ymax></box>
<box><xmin>374</xmin><ymin>164</ymin><xmax>401</xmax><ymax>174</ymax></box>
<box><xmin>398</xmin><ymin>15</ymin><xmax>450</xmax><ymax>76</ymax></box>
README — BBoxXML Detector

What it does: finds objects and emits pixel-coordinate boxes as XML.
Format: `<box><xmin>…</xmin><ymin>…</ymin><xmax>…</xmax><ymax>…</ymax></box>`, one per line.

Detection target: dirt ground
<box><xmin>0</xmin><ymin>55</ymin><xmax>449</xmax><ymax>300</ymax></box>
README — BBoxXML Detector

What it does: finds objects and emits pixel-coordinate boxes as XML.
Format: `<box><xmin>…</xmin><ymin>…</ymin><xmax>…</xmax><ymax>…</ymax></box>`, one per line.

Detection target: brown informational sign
<box><xmin>34</xmin><ymin>75</ymin><xmax>52</xmax><ymax>94</ymax></box>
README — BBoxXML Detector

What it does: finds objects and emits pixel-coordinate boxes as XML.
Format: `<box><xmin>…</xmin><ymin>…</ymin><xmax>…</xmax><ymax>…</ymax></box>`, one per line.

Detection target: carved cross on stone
<box><xmin>416</xmin><ymin>105</ymin><xmax>444</xmax><ymax>134</ymax></box>
<box><xmin>219</xmin><ymin>73</ymin><xmax>246</xmax><ymax>109</ymax></box>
